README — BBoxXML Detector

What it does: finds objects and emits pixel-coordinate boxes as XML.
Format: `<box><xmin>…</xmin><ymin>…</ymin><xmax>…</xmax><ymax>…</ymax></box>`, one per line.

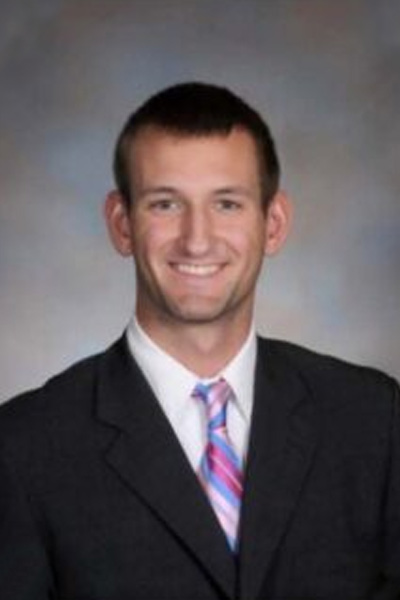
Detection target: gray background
<box><xmin>1</xmin><ymin>0</ymin><xmax>399</xmax><ymax>401</ymax></box>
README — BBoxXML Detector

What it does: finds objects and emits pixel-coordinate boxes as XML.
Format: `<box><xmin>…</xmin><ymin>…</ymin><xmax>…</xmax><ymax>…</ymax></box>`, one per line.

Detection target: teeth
<box><xmin>175</xmin><ymin>263</ymin><xmax>220</xmax><ymax>276</ymax></box>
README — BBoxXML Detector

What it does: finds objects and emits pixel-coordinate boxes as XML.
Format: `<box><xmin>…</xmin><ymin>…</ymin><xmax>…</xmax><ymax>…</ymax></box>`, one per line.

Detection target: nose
<box><xmin>180</xmin><ymin>205</ymin><xmax>213</xmax><ymax>256</ymax></box>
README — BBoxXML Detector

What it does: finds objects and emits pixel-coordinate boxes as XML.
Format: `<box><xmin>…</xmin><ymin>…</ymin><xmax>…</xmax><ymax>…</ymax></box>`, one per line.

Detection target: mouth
<box><xmin>170</xmin><ymin>263</ymin><xmax>225</xmax><ymax>277</ymax></box>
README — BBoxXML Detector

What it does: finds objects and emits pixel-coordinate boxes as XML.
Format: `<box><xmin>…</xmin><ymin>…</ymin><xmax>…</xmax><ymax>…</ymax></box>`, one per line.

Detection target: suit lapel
<box><xmin>238</xmin><ymin>339</ymin><xmax>320</xmax><ymax>600</ymax></box>
<box><xmin>95</xmin><ymin>337</ymin><xmax>236</xmax><ymax>599</ymax></box>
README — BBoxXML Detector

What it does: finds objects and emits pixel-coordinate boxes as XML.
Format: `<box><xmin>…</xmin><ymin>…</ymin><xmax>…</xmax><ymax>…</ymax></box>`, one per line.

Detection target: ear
<box><xmin>104</xmin><ymin>191</ymin><xmax>134</xmax><ymax>257</ymax></box>
<box><xmin>264</xmin><ymin>190</ymin><xmax>293</xmax><ymax>256</ymax></box>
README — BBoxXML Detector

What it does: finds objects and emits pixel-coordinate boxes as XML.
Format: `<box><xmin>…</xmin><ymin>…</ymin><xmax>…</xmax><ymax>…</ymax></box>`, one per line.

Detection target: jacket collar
<box><xmin>96</xmin><ymin>336</ymin><xmax>236</xmax><ymax>598</ymax></box>
<box><xmin>238</xmin><ymin>338</ymin><xmax>320</xmax><ymax>599</ymax></box>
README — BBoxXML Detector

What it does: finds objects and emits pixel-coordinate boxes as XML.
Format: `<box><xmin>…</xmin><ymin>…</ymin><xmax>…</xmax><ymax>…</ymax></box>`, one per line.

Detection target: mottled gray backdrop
<box><xmin>1</xmin><ymin>0</ymin><xmax>399</xmax><ymax>400</ymax></box>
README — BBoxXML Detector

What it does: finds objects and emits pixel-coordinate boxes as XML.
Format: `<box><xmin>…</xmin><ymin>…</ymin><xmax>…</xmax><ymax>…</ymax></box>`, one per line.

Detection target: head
<box><xmin>113</xmin><ymin>82</ymin><xmax>280</xmax><ymax>212</ymax></box>
<box><xmin>105</xmin><ymin>82</ymin><xmax>291</xmax><ymax>342</ymax></box>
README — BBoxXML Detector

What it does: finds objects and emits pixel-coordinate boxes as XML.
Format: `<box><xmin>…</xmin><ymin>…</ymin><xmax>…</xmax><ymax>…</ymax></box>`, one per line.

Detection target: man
<box><xmin>0</xmin><ymin>83</ymin><xmax>399</xmax><ymax>600</ymax></box>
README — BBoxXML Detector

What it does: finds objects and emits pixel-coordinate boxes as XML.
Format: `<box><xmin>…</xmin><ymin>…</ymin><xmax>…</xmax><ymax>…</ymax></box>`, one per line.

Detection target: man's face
<box><xmin>107</xmin><ymin>127</ymin><xmax>288</xmax><ymax>330</ymax></box>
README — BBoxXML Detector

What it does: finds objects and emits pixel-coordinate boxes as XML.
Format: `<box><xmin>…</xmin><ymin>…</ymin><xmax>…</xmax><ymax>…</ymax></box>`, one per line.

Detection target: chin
<box><xmin>163</xmin><ymin>298</ymin><xmax>238</xmax><ymax>326</ymax></box>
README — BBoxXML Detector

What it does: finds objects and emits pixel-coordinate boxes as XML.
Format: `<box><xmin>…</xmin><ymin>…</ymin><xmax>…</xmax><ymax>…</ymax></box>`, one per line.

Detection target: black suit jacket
<box><xmin>0</xmin><ymin>335</ymin><xmax>399</xmax><ymax>600</ymax></box>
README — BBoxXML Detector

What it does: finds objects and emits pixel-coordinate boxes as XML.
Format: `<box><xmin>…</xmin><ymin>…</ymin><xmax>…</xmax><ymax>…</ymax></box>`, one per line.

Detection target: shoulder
<box><xmin>257</xmin><ymin>338</ymin><xmax>400</xmax><ymax>456</ymax></box>
<box><xmin>0</xmin><ymin>337</ymin><xmax>124</xmax><ymax>449</ymax></box>
<box><xmin>257</xmin><ymin>336</ymin><xmax>399</xmax><ymax>406</ymax></box>
<box><xmin>0</xmin><ymin>352</ymin><xmax>97</xmax><ymax>423</ymax></box>
<box><xmin>258</xmin><ymin>336</ymin><xmax>396</xmax><ymax>383</ymax></box>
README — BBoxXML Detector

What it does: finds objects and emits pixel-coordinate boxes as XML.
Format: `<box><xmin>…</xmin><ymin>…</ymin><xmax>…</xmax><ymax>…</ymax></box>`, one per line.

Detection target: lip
<box><xmin>169</xmin><ymin>262</ymin><xmax>226</xmax><ymax>277</ymax></box>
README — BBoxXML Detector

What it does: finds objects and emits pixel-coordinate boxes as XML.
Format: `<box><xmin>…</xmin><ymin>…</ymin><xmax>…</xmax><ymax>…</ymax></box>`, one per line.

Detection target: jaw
<box><xmin>134</xmin><ymin>252</ymin><xmax>262</xmax><ymax>332</ymax></box>
<box><xmin>136</xmin><ymin>276</ymin><xmax>255</xmax><ymax>329</ymax></box>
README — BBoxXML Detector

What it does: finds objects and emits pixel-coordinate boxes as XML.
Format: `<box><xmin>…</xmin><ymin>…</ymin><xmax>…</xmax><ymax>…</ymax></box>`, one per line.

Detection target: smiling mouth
<box><xmin>171</xmin><ymin>263</ymin><xmax>224</xmax><ymax>277</ymax></box>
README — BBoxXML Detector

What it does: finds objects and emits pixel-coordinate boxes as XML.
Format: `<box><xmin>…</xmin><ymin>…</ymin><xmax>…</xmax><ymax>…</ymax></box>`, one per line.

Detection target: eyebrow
<box><xmin>213</xmin><ymin>186</ymin><xmax>253</xmax><ymax>197</ymax></box>
<box><xmin>138</xmin><ymin>185</ymin><xmax>254</xmax><ymax>198</ymax></box>
<box><xmin>138</xmin><ymin>187</ymin><xmax>179</xmax><ymax>198</ymax></box>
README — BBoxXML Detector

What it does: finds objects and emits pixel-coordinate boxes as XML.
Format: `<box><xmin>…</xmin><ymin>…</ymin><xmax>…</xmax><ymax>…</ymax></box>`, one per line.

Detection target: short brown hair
<box><xmin>113</xmin><ymin>82</ymin><xmax>280</xmax><ymax>209</ymax></box>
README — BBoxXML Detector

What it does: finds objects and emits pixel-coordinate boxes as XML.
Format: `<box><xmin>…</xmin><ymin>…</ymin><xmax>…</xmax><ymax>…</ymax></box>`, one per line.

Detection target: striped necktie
<box><xmin>193</xmin><ymin>378</ymin><xmax>243</xmax><ymax>552</ymax></box>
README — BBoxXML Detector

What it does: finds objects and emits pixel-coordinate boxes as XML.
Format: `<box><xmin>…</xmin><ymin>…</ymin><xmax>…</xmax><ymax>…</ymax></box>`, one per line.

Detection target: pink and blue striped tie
<box><xmin>193</xmin><ymin>378</ymin><xmax>243</xmax><ymax>552</ymax></box>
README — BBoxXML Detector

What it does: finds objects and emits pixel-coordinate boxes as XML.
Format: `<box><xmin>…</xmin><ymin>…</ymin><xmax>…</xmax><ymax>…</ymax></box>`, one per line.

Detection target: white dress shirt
<box><xmin>126</xmin><ymin>317</ymin><xmax>256</xmax><ymax>471</ymax></box>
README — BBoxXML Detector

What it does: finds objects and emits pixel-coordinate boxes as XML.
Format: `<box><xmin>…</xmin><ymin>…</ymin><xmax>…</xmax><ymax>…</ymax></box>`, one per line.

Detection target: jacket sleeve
<box><xmin>371</xmin><ymin>379</ymin><xmax>400</xmax><ymax>600</ymax></box>
<box><xmin>0</xmin><ymin>452</ymin><xmax>55</xmax><ymax>600</ymax></box>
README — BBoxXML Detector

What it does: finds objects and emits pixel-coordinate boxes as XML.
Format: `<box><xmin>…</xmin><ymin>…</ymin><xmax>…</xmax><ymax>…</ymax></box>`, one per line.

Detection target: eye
<box><xmin>216</xmin><ymin>198</ymin><xmax>242</xmax><ymax>212</ymax></box>
<box><xmin>149</xmin><ymin>198</ymin><xmax>181</xmax><ymax>213</ymax></box>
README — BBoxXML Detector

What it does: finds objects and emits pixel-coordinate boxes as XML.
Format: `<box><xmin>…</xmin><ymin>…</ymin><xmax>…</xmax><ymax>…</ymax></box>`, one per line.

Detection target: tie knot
<box><xmin>192</xmin><ymin>378</ymin><xmax>233</xmax><ymax>431</ymax></box>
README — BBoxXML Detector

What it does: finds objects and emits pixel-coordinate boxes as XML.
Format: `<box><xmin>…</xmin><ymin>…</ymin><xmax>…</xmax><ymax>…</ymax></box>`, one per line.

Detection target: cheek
<box><xmin>133</xmin><ymin>225</ymin><xmax>176</xmax><ymax>262</ymax></box>
<box><xmin>228</xmin><ymin>226</ymin><xmax>266</xmax><ymax>260</ymax></box>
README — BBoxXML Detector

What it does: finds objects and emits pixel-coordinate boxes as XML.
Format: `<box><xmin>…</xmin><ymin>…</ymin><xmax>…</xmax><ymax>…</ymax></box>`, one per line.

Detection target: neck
<box><xmin>135</xmin><ymin>313</ymin><xmax>253</xmax><ymax>378</ymax></box>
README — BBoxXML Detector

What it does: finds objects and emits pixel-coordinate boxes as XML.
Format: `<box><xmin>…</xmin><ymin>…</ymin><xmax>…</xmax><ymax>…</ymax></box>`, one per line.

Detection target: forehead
<box><xmin>127</xmin><ymin>126</ymin><xmax>261</xmax><ymax>183</ymax></box>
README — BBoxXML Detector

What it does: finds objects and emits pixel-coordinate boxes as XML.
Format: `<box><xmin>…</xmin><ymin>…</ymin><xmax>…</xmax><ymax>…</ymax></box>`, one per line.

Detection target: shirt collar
<box><xmin>126</xmin><ymin>316</ymin><xmax>256</xmax><ymax>424</ymax></box>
